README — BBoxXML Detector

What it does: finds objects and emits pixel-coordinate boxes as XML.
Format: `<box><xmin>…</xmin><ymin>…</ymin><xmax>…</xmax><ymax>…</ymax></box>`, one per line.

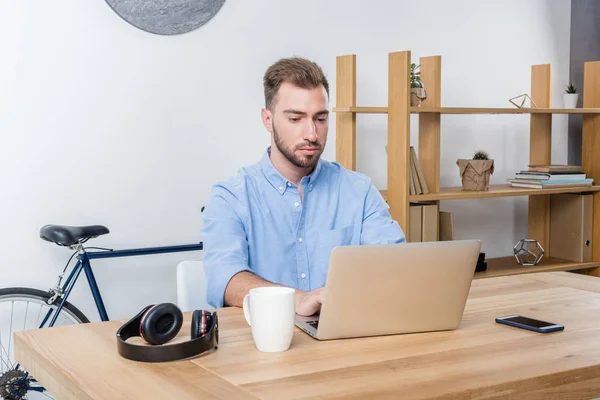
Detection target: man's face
<box><xmin>263</xmin><ymin>82</ymin><xmax>329</xmax><ymax>169</ymax></box>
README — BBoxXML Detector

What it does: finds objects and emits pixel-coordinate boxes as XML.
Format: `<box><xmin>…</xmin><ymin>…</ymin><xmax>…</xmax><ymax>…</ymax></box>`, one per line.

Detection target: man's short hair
<box><xmin>263</xmin><ymin>56</ymin><xmax>329</xmax><ymax>111</ymax></box>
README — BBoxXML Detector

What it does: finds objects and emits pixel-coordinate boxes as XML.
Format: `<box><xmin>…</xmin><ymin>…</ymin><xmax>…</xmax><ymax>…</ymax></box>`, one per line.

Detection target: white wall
<box><xmin>0</xmin><ymin>0</ymin><xmax>571</xmax><ymax>321</ymax></box>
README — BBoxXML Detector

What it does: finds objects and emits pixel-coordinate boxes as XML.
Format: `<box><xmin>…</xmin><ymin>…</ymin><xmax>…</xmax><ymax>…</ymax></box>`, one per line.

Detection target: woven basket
<box><xmin>457</xmin><ymin>159</ymin><xmax>494</xmax><ymax>191</ymax></box>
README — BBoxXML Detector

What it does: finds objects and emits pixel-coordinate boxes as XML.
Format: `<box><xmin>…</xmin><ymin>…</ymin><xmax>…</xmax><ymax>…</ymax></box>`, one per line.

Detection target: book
<box><xmin>508</xmin><ymin>178</ymin><xmax>593</xmax><ymax>184</ymax></box>
<box><xmin>408</xmin><ymin>147</ymin><xmax>428</xmax><ymax>195</ymax></box>
<box><xmin>409</xmin><ymin>203</ymin><xmax>440</xmax><ymax>242</ymax></box>
<box><xmin>421</xmin><ymin>204</ymin><xmax>439</xmax><ymax>242</ymax></box>
<box><xmin>550</xmin><ymin>194</ymin><xmax>593</xmax><ymax>262</ymax></box>
<box><xmin>527</xmin><ymin>164</ymin><xmax>584</xmax><ymax>173</ymax></box>
<box><xmin>508</xmin><ymin>179</ymin><xmax>593</xmax><ymax>189</ymax></box>
<box><xmin>439</xmin><ymin>211</ymin><xmax>454</xmax><ymax>241</ymax></box>
<box><xmin>410</xmin><ymin>152</ymin><xmax>422</xmax><ymax>194</ymax></box>
<box><xmin>514</xmin><ymin>173</ymin><xmax>587</xmax><ymax>181</ymax></box>
<box><xmin>410</xmin><ymin>147</ymin><xmax>429</xmax><ymax>194</ymax></box>
<box><xmin>521</xmin><ymin>170</ymin><xmax>587</xmax><ymax>175</ymax></box>
<box><xmin>409</xmin><ymin>203</ymin><xmax>422</xmax><ymax>242</ymax></box>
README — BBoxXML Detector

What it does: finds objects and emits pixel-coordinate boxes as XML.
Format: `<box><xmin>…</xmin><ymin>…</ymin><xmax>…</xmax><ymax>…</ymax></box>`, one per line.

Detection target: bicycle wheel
<box><xmin>0</xmin><ymin>287</ymin><xmax>89</xmax><ymax>400</ymax></box>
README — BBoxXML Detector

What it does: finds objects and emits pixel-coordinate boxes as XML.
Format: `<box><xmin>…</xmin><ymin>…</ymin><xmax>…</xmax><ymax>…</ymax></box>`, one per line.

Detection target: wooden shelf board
<box><xmin>333</xmin><ymin>106</ymin><xmax>388</xmax><ymax>114</ymax></box>
<box><xmin>473</xmin><ymin>256</ymin><xmax>600</xmax><ymax>279</ymax></box>
<box><xmin>412</xmin><ymin>107</ymin><xmax>600</xmax><ymax>114</ymax></box>
<box><xmin>333</xmin><ymin>106</ymin><xmax>600</xmax><ymax>114</ymax></box>
<box><xmin>378</xmin><ymin>184</ymin><xmax>600</xmax><ymax>202</ymax></box>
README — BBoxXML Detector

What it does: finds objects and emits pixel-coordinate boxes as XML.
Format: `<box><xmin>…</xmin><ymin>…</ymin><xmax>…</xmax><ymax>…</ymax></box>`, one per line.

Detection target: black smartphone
<box><xmin>495</xmin><ymin>314</ymin><xmax>564</xmax><ymax>333</ymax></box>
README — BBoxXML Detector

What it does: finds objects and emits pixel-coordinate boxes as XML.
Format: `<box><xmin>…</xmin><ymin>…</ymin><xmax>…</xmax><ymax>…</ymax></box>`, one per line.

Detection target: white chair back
<box><xmin>176</xmin><ymin>260</ymin><xmax>211</xmax><ymax>312</ymax></box>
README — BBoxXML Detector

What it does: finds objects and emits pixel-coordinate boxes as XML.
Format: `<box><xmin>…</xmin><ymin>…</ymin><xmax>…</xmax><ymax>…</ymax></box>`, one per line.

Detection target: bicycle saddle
<box><xmin>40</xmin><ymin>224</ymin><xmax>109</xmax><ymax>246</ymax></box>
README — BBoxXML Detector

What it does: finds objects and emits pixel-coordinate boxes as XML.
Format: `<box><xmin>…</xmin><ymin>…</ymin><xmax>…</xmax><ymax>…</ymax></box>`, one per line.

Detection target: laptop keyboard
<box><xmin>307</xmin><ymin>320</ymin><xmax>319</xmax><ymax>329</ymax></box>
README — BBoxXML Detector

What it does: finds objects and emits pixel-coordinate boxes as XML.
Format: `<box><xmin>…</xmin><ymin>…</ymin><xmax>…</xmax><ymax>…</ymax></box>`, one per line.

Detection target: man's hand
<box><xmin>295</xmin><ymin>287</ymin><xmax>325</xmax><ymax>316</ymax></box>
<box><xmin>224</xmin><ymin>272</ymin><xmax>325</xmax><ymax>316</ymax></box>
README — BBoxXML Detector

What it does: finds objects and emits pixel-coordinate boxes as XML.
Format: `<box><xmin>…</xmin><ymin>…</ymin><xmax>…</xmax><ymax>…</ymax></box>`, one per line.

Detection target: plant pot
<box><xmin>411</xmin><ymin>88</ymin><xmax>427</xmax><ymax>107</ymax></box>
<box><xmin>563</xmin><ymin>93</ymin><xmax>579</xmax><ymax>108</ymax></box>
<box><xmin>456</xmin><ymin>159</ymin><xmax>495</xmax><ymax>191</ymax></box>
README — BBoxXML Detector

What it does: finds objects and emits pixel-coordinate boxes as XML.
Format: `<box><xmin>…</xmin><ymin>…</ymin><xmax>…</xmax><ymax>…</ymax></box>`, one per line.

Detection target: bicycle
<box><xmin>0</xmin><ymin>224</ymin><xmax>204</xmax><ymax>399</ymax></box>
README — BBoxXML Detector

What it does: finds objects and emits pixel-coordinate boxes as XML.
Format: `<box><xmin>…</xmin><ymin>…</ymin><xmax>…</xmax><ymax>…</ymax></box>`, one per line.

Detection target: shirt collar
<box><xmin>260</xmin><ymin>147</ymin><xmax>323</xmax><ymax>195</ymax></box>
<box><xmin>306</xmin><ymin>156</ymin><xmax>323</xmax><ymax>186</ymax></box>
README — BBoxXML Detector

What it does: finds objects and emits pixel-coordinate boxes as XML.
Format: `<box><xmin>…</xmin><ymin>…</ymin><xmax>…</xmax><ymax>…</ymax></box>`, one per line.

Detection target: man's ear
<box><xmin>261</xmin><ymin>108</ymin><xmax>273</xmax><ymax>133</ymax></box>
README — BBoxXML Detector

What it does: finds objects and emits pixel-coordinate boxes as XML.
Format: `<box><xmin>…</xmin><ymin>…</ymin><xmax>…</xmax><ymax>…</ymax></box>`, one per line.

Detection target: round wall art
<box><xmin>105</xmin><ymin>0</ymin><xmax>226</xmax><ymax>35</ymax></box>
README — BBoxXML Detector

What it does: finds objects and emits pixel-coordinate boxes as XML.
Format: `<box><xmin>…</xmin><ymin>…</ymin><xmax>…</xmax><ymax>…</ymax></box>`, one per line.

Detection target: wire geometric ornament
<box><xmin>509</xmin><ymin>94</ymin><xmax>538</xmax><ymax>109</ymax></box>
<box><xmin>513</xmin><ymin>239</ymin><xmax>544</xmax><ymax>266</ymax></box>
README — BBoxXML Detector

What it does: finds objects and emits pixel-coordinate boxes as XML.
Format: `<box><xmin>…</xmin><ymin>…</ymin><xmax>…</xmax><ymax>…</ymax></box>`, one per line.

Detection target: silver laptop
<box><xmin>295</xmin><ymin>239</ymin><xmax>482</xmax><ymax>340</ymax></box>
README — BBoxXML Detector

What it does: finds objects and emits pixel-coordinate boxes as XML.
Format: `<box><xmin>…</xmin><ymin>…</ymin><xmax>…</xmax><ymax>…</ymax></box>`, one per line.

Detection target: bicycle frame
<box><xmin>40</xmin><ymin>243</ymin><xmax>203</xmax><ymax>328</ymax></box>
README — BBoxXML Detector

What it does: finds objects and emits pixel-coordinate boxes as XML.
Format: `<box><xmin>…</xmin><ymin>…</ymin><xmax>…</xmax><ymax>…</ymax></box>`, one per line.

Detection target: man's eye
<box><xmin>289</xmin><ymin>118</ymin><xmax>300</xmax><ymax>122</ymax></box>
<box><xmin>317</xmin><ymin>118</ymin><xmax>328</xmax><ymax>123</ymax></box>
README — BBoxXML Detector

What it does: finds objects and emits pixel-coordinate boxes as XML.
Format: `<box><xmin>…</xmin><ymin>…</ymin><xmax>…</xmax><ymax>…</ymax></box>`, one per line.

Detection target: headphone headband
<box><xmin>116</xmin><ymin>305</ymin><xmax>218</xmax><ymax>362</ymax></box>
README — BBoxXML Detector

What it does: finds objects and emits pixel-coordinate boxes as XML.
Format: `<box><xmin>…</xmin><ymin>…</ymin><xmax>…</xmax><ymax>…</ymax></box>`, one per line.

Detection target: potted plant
<box><xmin>564</xmin><ymin>83</ymin><xmax>579</xmax><ymax>108</ymax></box>
<box><xmin>410</xmin><ymin>63</ymin><xmax>427</xmax><ymax>107</ymax></box>
<box><xmin>456</xmin><ymin>150</ymin><xmax>495</xmax><ymax>191</ymax></box>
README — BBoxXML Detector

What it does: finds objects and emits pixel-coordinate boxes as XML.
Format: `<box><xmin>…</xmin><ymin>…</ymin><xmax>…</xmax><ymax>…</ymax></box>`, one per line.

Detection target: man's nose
<box><xmin>303</xmin><ymin>120</ymin><xmax>318</xmax><ymax>142</ymax></box>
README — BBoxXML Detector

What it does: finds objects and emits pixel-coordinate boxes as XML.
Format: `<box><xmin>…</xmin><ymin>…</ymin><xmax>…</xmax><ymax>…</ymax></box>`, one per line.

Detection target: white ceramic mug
<box><xmin>243</xmin><ymin>286</ymin><xmax>296</xmax><ymax>352</ymax></box>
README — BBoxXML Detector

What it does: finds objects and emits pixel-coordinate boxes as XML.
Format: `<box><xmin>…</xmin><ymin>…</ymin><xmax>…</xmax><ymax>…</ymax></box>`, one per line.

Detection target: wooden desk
<box><xmin>14</xmin><ymin>272</ymin><xmax>600</xmax><ymax>399</ymax></box>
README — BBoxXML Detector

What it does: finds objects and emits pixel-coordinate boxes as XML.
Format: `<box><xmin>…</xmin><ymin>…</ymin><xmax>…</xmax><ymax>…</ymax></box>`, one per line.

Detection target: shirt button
<box><xmin>279</xmin><ymin>186</ymin><xmax>283</xmax><ymax>191</ymax></box>
<box><xmin>294</xmin><ymin>202</ymin><xmax>299</xmax><ymax>207</ymax></box>
<box><xmin>301</xmin><ymin>273</ymin><xmax>307</xmax><ymax>279</ymax></box>
<box><xmin>287</xmin><ymin>182</ymin><xmax>291</xmax><ymax>186</ymax></box>
<box><xmin>298</xmin><ymin>237</ymin><xmax>303</xmax><ymax>243</ymax></box>
<box><xmin>309</xmin><ymin>184</ymin><xmax>313</xmax><ymax>190</ymax></box>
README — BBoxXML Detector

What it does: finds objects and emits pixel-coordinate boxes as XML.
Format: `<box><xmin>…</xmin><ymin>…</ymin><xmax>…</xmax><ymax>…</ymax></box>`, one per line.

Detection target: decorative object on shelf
<box><xmin>456</xmin><ymin>150</ymin><xmax>495</xmax><ymax>191</ymax></box>
<box><xmin>513</xmin><ymin>239</ymin><xmax>544</xmax><ymax>266</ymax></box>
<box><xmin>105</xmin><ymin>0</ymin><xmax>226</xmax><ymax>35</ymax></box>
<box><xmin>509</xmin><ymin>94</ymin><xmax>538</xmax><ymax>109</ymax></box>
<box><xmin>563</xmin><ymin>83</ymin><xmax>579</xmax><ymax>108</ymax></box>
<box><xmin>410</xmin><ymin>63</ymin><xmax>427</xmax><ymax>107</ymax></box>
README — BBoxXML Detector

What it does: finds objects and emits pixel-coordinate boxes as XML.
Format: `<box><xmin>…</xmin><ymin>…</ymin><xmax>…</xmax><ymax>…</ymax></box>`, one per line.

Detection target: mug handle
<box><xmin>242</xmin><ymin>294</ymin><xmax>251</xmax><ymax>326</ymax></box>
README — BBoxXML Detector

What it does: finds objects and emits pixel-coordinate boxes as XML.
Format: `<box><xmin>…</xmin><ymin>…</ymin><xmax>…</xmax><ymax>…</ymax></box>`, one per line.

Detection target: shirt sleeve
<box><xmin>360</xmin><ymin>183</ymin><xmax>407</xmax><ymax>245</ymax></box>
<box><xmin>200</xmin><ymin>184</ymin><xmax>251</xmax><ymax>308</ymax></box>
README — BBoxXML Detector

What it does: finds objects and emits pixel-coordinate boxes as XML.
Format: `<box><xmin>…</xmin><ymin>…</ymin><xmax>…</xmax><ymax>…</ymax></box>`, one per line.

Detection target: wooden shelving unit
<box><xmin>334</xmin><ymin>50</ymin><xmax>600</xmax><ymax>278</ymax></box>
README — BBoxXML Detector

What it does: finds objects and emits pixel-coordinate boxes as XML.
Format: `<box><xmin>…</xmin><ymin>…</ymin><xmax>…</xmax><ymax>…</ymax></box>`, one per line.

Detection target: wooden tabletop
<box><xmin>14</xmin><ymin>271</ymin><xmax>600</xmax><ymax>399</ymax></box>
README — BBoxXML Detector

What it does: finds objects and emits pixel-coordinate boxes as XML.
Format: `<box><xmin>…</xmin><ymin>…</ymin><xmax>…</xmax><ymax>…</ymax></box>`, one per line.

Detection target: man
<box><xmin>201</xmin><ymin>56</ymin><xmax>405</xmax><ymax>316</ymax></box>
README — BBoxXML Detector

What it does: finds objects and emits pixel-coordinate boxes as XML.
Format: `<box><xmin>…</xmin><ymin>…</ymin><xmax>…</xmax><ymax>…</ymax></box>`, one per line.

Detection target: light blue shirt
<box><xmin>201</xmin><ymin>147</ymin><xmax>406</xmax><ymax>308</ymax></box>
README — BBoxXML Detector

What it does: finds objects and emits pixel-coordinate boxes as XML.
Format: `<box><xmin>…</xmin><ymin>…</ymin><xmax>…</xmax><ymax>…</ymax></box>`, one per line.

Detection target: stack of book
<box><xmin>507</xmin><ymin>165</ymin><xmax>594</xmax><ymax>189</ymax></box>
<box><xmin>409</xmin><ymin>146</ymin><xmax>428</xmax><ymax>195</ymax></box>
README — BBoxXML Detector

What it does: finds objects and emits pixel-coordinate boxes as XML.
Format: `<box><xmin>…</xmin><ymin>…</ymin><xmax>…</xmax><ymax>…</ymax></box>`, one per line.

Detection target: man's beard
<box><xmin>272</xmin><ymin>123</ymin><xmax>324</xmax><ymax>169</ymax></box>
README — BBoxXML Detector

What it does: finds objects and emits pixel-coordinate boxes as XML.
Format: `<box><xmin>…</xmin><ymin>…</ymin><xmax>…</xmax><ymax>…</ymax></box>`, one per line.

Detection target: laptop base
<box><xmin>295</xmin><ymin>315</ymin><xmax>320</xmax><ymax>339</ymax></box>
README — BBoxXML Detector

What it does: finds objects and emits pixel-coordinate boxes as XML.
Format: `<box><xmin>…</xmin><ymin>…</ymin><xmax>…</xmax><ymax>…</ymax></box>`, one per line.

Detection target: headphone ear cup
<box><xmin>140</xmin><ymin>303</ymin><xmax>183</xmax><ymax>345</ymax></box>
<box><xmin>191</xmin><ymin>310</ymin><xmax>212</xmax><ymax>339</ymax></box>
<box><xmin>213</xmin><ymin>312</ymin><xmax>218</xmax><ymax>344</ymax></box>
<box><xmin>191</xmin><ymin>310</ymin><xmax>201</xmax><ymax>339</ymax></box>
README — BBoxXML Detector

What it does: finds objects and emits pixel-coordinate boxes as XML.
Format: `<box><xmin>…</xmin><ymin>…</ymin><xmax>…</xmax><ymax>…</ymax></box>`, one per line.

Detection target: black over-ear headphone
<box><xmin>116</xmin><ymin>303</ymin><xmax>218</xmax><ymax>362</ymax></box>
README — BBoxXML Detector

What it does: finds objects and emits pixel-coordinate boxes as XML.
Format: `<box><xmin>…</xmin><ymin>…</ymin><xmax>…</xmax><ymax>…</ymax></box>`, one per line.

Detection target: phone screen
<box><xmin>503</xmin><ymin>315</ymin><xmax>554</xmax><ymax>328</ymax></box>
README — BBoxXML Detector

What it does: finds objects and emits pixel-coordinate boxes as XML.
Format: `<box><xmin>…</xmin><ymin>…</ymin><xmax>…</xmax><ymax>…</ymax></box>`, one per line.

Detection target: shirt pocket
<box><xmin>313</xmin><ymin>226</ymin><xmax>353</xmax><ymax>278</ymax></box>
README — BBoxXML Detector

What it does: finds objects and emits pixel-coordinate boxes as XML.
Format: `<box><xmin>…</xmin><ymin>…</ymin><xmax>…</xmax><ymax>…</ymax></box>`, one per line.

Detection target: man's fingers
<box><xmin>294</xmin><ymin>288</ymin><xmax>327</xmax><ymax>316</ymax></box>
